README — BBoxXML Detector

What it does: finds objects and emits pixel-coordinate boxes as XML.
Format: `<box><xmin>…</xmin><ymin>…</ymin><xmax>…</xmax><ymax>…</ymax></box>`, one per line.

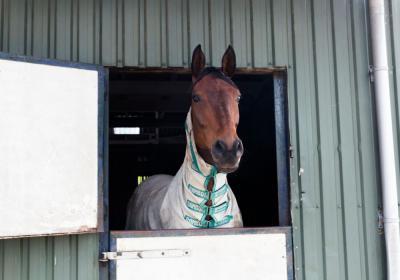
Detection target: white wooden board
<box><xmin>0</xmin><ymin>58</ymin><xmax>101</xmax><ymax>238</ymax></box>
<box><xmin>112</xmin><ymin>232</ymin><xmax>288</xmax><ymax>280</ymax></box>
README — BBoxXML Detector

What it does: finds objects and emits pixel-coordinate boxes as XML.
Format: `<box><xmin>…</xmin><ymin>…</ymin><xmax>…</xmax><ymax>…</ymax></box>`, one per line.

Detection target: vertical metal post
<box><xmin>274</xmin><ymin>73</ymin><xmax>290</xmax><ymax>226</ymax></box>
<box><xmin>368</xmin><ymin>0</ymin><xmax>400</xmax><ymax>278</ymax></box>
<box><xmin>99</xmin><ymin>68</ymin><xmax>110</xmax><ymax>280</ymax></box>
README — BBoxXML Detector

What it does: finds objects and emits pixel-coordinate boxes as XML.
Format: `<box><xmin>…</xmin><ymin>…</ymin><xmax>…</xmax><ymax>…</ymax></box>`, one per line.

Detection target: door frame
<box><xmin>100</xmin><ymin>67</ymin><xmax>291</xmax><ymax>280</ymax></box>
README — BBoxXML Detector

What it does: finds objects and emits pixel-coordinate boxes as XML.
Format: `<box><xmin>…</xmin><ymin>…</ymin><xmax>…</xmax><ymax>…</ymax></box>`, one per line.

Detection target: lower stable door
<box><xmin>105</xmin><ymin>228</ymin><xmax>292</xmax><ymax>280</ymax></box>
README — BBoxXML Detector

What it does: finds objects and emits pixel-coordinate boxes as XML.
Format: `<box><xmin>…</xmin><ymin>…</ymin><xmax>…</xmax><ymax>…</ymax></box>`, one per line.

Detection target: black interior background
<box><xmin>108</xmin><ymin>70</ymin><xmax>278</xmax><ymax>230</ymax></box>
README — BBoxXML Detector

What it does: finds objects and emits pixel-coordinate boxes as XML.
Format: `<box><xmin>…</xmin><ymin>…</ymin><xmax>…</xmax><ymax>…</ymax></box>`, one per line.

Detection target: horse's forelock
<box><xmin>191</xmin><ymin>67</ymin><xmax>238</xmax><ymax>89</ymax></box>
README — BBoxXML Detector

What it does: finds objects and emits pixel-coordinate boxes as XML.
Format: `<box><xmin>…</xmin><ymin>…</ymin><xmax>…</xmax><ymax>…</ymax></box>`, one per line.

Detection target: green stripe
<box><xmin>210</xmin><ymin>201</ymin><xmax>229</xmax><ymax>214</ymax></box>
<box><xmin>213</xmin><ymin>215</ymin><xmax>233</xmax><ymax>227</ymax></box>
<box><xmin>186</xmin><ymin>200</ymin><xmax>206</xmax><ymax>213</ymax></box>
<box><xmin>186</xmin><ymin>200</ymin><xmax>229</xmax><ymax>215</ymax></box>
<box><xmin>211</xmin><ymin>184</ymin><xmax>228</xmax><ymax>199</ymax></box>
<box><xmin>184</xmin><ymin>215</ymin><xmax>204</xmax><ymax>228</ymax></box>
<box><xmin>187</xmin><ymin>184</ymin><xmax>209</xmax><ymax>199</ymax></box>
<box><xmin>204</xmin><ymin>166</ymin><xmax>217</xmax><ymax>189</ymax></box>
<box><xmin>184</xmin><ymin>214</ymin><xmax>233</xmax><ymax>228</ymax></box>
<box><xmin>189</xmin><ymin>139</ymin><xmax>203</xmax><ymax>175</ymax></box>
<box><xmin>187</xmin><ymin>183</ymin><xmax>229</xmax><ymax>200</ymax></box>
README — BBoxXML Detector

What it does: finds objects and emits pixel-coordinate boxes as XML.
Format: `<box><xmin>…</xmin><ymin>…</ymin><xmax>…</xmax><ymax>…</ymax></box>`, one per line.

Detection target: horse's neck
<box><xmin>172</xmin><ymin>140</ymin><xmax>232</xmax><ymax>228</ymax></box>
<box><xmin>167</xmin><ymin>109</ymin><xmax>233</xmax><ymax>228</ymax></box>
<box><xmin>181</xmin><ymin>119</ymin><xmax>228</xmax><ymax>198</ymax></box>
<box><xmin>181</xmin><ymin>149</ymin><xmax>228</xmax><ymax>194</ymax></box>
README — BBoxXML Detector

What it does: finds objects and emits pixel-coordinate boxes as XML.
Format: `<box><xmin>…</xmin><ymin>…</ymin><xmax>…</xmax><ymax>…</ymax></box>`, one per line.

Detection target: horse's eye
<box><xmin>236</xmin><ymin>96</ymin><xmax>241</xmax><ymax>103</ymax></box>
<box><xmin>192</xmin><ymin>95</ymin><xmax>200</xmax><ymax>103</ymax></box>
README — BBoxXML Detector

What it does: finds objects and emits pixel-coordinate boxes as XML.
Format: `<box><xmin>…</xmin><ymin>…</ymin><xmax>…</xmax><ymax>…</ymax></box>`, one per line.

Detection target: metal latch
<box><xmin>100</xmin><ymin>249</ymin><xmax>191</xmax><ymax>262</ymax></box>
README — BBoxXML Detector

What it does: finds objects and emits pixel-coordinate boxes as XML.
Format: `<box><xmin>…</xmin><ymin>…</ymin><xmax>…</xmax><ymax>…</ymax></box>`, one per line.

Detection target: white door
<box><xmin>107</xmin><ymin>228</ymin><xmax>292</xmax><ymax>280</ymax></box>
<box><xmin>0</xmin><ymin>52</ymin><xmax>106</xmax><ymax>239</ymax></box>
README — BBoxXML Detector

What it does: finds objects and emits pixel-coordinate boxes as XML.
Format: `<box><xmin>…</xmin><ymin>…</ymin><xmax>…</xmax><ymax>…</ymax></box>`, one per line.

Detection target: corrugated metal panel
<box><xmin>0</xmin><ymin>0</ymin><xmax>275</xmax><ymax>67</ymax></box>
<box><xmin>0</xmin><ymin>0</ymin><xmax>395</xmax><ymax>279</ymax></box>
<box><xmin>0</xmin><ymin>234</ymin><xmax>99</xmax><ymax>280</ymax></box>
<box><xmin>387</xmin><ymin>0</ymin><xmax>400</xmax><ymax>207</ymax></box>
<box><xmin>289</xmin><ymin>0</ymin><xmax>386</xmax><ymax>279</ymax></box>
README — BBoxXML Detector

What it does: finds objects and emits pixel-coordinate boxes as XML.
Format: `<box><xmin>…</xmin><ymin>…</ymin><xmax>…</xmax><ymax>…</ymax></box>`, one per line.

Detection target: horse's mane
<box><xmin>192</xmin><ymin>67</ymin><xmax>238</xmax><ymax>89</ymax></box>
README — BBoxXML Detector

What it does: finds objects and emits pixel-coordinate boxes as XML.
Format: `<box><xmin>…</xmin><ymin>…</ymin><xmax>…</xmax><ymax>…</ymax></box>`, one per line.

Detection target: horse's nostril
<box><xmin>213</xmin><ymin>140</ymin><xmax>226</xmax><ymax>156</ymax></box>
<box><xmin>213</xmin><ymin>139</ymin><xmax>243</xmax><ymax>162</ymax></box>
<box><xmin>235</xmin><ymin>140</ymin><xmax>240</xmax><ymax>150</ymax></box>
<box><xmin>234</xmin><ymin>139</ymin><xmax>243</xmax><ymax>155</ymax></box>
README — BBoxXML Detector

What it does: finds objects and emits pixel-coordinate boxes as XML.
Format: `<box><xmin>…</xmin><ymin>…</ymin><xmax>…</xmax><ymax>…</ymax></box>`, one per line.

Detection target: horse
<box><xmin>125</xmin><ymin>45</ymin><xmax>244</xmax><ymax>230</ymax></box>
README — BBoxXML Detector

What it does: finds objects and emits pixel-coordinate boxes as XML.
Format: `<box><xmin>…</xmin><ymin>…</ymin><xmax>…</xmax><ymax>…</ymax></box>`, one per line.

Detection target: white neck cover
<box><xmin>160</xmin><ymin>109</ymin><xmax>242</xmax><ymax>228</ymax></box>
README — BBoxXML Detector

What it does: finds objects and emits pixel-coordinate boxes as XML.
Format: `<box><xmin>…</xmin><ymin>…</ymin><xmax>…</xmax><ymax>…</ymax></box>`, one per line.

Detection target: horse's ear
<box><xmin>221</xmin><ymin>45</ymin><xmax>236</xmax><ymax>77</ymax></box>
<box><xmin>191</xmin><ymin>45</ymin><xmax>206</xmax><ymax>82</ymax></box>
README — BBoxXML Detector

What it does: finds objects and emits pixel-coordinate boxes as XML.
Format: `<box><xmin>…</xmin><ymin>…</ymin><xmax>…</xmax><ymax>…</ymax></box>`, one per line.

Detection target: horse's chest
<box><xmin>160</xmin><ymin>171</ymin><xmax>242</xmax><ymax>229</ymax></box>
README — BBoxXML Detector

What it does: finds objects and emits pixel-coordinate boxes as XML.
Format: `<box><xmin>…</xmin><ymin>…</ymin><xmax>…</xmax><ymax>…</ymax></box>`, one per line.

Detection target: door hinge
<box><xmin>289</xmin><ymin>145</ymin><xmax>294</xmax><ymax>159</ymax></box>
<box><xmin>377</xmin><ymin>208</ymin><xmax>384</xmax><ymax>234</ymax></box>
<box><xmin>99</xmin><ymin>249</ymin><xmax>191</xmax><ymax>262</ymax></box>
<box><xmin>369</xmin><ymin>65</ymin><xmax>375</xmax><ymax>83</ymax></box>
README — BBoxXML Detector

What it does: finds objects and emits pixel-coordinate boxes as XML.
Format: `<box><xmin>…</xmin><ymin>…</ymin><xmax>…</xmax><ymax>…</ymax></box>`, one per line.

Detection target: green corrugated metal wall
<box><xmin>0</xmin><ymin>235</ymin><xmax>99</xmax><ymax>280</ymax></box>
<box><xmin>1</xmin><ymin>0</ymin><xmax>399</xmax><ymax>279</ymax></box>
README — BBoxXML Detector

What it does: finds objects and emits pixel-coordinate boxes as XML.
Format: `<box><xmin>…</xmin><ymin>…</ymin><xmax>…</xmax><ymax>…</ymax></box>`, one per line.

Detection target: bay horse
<box><xmin>125</xmin><ymin>45</ymin><xmax>244</xmax><ymax>230</ymax></box>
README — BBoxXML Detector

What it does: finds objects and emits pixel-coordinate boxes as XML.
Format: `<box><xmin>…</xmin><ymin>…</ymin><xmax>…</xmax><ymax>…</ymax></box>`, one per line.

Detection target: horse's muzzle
<box><xmin>211</xmin><ymin>138</ymin><xmax>244</xmax><ymax>173</ymax></box>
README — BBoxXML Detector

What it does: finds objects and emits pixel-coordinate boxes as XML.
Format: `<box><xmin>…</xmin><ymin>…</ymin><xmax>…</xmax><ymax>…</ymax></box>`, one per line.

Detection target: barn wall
<box><xmin>0</xmin><ymin>235</ymin><xmax>99</xmax><ymax>280</ymax></box>
<box><xmin>1</xmin><ymin>0</ymin><xmax>398</xmax><ymax>279</ymax></box>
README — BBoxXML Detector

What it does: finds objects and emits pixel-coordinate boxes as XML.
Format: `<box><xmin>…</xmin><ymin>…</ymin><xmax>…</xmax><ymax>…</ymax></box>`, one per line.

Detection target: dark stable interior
<box><xmin>109</xmin><ymin>70</ymin><xmax>278</xmax><ymax>230</ymax></box>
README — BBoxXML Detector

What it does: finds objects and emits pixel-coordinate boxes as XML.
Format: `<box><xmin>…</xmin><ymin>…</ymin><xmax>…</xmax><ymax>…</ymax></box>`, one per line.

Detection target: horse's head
<box><xmin>190</xmin><ymin>45</ymin><xmax>243</xmax><ymax>173</ymax></box>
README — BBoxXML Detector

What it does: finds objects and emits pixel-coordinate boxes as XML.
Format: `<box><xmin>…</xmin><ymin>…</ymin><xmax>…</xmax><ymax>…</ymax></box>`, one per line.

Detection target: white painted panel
<box><xmin>114</xmin><ymin>233</ymin><xmax>287</xmax><ymax>280</ymax></box>
<box><xmin>0</xmin><ymin>58</ymin><xmax>100</xmax><ymax>238</ymax></box>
